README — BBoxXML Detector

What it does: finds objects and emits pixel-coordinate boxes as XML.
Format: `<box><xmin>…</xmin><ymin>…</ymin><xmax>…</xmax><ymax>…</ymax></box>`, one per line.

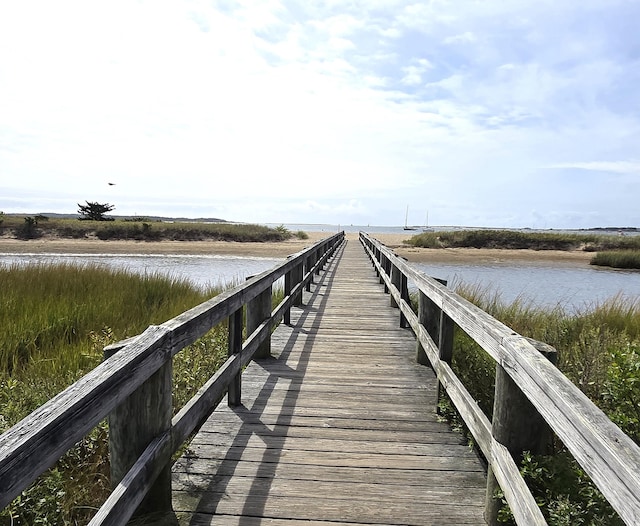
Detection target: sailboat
<box><xmin>403</xmin><ymin>206</ymin><xmax>418</xmax><ymax>231</ymax></box>
<box><xmin>422</xmin><ymin>211</ymin><xmax>434</xmax><ymax>232</ymax></box>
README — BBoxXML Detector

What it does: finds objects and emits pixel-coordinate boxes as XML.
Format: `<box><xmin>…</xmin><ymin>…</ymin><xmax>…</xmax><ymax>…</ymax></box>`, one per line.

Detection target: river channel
<box><xmin>2</xmin><ymin>251</ymin><xmax>640</xmax><ymax>313</ymax></box>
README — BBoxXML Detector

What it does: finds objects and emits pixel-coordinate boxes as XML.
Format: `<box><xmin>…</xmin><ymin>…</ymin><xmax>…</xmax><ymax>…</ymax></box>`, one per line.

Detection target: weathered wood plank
<box><xmin>173</xmin><ymin>463</ymin><xmax>486</xmax><ymax>489</ymax></box>
<box><xmin>173</xmin><ymin>492</ymin><xmax>484</xmax><ymax>524</ymax></box>
<box><xmin>173</xmin><ymin>239</ymin><xmax>486</xmax><ymax>525</ymax></box>
<box><xmin>361</xmin><ymin>232</ymin><xmax>640</xmax><ymax>526</ymax></box>
<box><xmin>198</xmin><ymin>410</ymin><xmax>447</xmax><ymax>431</ymax></box>
<box><xmin>0</xmin><ymin>233</ymin><xmax>344</xmax><ymax>522</ymax></box>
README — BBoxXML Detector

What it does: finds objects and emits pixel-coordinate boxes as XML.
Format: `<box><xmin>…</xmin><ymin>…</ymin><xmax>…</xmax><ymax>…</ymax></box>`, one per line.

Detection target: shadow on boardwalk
<box><xmin>172</xmin><ymin>239</ymin><xmax>486</xmax><ymax>525</ymax></box>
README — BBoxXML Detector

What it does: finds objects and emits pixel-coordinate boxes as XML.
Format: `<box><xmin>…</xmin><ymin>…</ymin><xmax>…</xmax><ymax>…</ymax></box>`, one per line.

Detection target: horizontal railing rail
<box><xmin>0</xmin><ymin>232</ymin><xmax>344</xmax><ymax>524</ymax></box>
<box><xmin>360</xmin><ymin>231</ymin><xmax>640</xmax><ymax>526</ymax></box>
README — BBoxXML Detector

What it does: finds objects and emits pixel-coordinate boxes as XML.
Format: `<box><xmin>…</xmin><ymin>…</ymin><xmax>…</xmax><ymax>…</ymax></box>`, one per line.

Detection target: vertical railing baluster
<box><xmin>284</xmin><ymin>268</ymin><xmax>292</xmax><ymax>325</ymax></box>
<box><xmin>228</xmin><ymin>307</ymin><xmax>243</xmax><ymax>406</ymax></box>
<box><xmin>247</xmin><ymin>285</ymin><xmax>272</xmax><ymax>359</ymax></box>
<box><xmin>292</xmin><ymin>261</ymin><xmax>303</xmax><ymax>307</ymax></box>
<box><xmin>104</xmin><ymin>345</ymin><xmax>172</xmax><ymax>516</ymax></box>
<box><xmin>484</xmin><ymin>341</ymin><xmax>557</xmax><ymax>524</ymax></box>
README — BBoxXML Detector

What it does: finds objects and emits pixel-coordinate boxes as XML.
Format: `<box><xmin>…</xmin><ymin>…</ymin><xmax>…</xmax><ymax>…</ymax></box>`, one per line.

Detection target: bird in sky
<box><xmin>108</xmin><ymin>182</ymin><xmax>116</xmax><ymax>186</ymax></box>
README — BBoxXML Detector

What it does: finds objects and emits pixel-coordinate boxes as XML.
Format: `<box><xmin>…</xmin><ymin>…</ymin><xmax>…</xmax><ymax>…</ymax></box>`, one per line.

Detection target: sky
<box><xmin>1</xmin><ymin>1</ymin><xmax>639</xmax><ymax>229</ymax></box>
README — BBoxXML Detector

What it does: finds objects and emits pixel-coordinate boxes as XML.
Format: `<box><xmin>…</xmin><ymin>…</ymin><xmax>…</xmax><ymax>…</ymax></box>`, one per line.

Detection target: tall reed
<box><xmin>591</xmin><ymin>250</ymin><xmax>640</xmax><ymax>269</ymax></box>
<box><xmin>407</xmin><ymin>229</ymin><xmax>640</xmax><ymax>251</ymax></box>
<box><xmin>0</xmin><ymin>262</ymin><xmax>224</xmax><ymax>524</ymax></box>
<box><xmin>0</xmin><ymin>262</ymin><xmax>216</xmax><ymax>377</ymax></box>
<box><xmin>0</xmin><ymin>261</ymin><xmax>288</xmax><ymax>524</ymax></box>
<box><xmin>449</xmin><ymin>283</ymin><xmax>640</xmax><ymax>525</ymax></box>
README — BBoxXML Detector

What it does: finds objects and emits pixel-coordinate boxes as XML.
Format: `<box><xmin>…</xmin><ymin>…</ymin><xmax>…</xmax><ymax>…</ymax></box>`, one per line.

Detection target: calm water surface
<box><xmin>412</xmin><ymin>261</ymin><xmax>640</xmax><ymax>311</ymax></box>
<box><xmin>2</xmin><ymin>252</ymin><xmax>639</xmax><ymax>312</ymax></box>
<box><xmin>0</xmin><ymin>253</ymin><xmax>283</xmax><ymax>290</ymax></box>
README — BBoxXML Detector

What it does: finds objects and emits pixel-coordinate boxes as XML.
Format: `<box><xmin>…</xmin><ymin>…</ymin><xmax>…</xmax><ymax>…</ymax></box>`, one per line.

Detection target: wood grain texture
<box><xmin>172</xmin><ymin>239</ymin><xmax>486</xmax><ymax>525</ymax></box>
<box><xmin>0</xmin><ymin>233</ymin><xmax>343</xmax><ymax>520</ymax></box>
<box><xmin>361</xmin><ymin>232</ymin><xmax>640</xmax><ymax>526</ymax></box>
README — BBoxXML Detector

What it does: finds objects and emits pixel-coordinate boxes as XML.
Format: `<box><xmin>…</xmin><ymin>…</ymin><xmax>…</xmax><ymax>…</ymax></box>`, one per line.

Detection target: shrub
<box><xmin>447</xmin><ymin>284</ymin><xmax>640</xmax><ymax>525</ymax></box>
<box><xmin>496</xmin><ymin>452</ymin><xmax>624</xmax><ymax>525</ymax></box>
<box><xmin>14</xmin><ymin>216</ymin><xmax>41</xmax><ymax>240</ymax></box>
<box><xmin>602</xmin><ymin>343</ymin><xmax>640</xmax><ymax>443</ymax></box>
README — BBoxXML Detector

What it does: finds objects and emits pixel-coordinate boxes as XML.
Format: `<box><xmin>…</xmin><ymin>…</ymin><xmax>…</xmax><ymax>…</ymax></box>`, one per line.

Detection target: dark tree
<box><xmin>78</xmin><ymin>201</ymin><xmax>116</xmax><ymax>221</ymax></box>
<box><xmin>16</xmin><ymin>216</ymin><xmax>41</xmax><ymax>239</ymax></box>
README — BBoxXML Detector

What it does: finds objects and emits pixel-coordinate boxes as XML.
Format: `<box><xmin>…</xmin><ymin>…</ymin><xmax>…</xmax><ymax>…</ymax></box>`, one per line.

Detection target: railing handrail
<box><xmin>0</xmin><ymin>232</ymin><xmax>345</xmax><ymax>522</ymax></box>
<box><xmin>360</xmin><ymin>231</ymin><xmax>640</xmax><ymax>526</ymax></box>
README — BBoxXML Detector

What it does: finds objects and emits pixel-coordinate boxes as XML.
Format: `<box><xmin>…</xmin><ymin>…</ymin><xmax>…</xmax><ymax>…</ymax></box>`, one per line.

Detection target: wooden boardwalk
<box><xmin>172</xmin><ymin>238</ymin><xmax>487</xmax><ymax>525</ymax></box>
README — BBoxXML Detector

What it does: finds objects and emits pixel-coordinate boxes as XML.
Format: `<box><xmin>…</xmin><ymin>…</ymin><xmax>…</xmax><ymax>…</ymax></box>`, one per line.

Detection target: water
<box><xmin>411</xmin><ymin>262</ymin><xmax>640</xmax><ymax>311</ymax></box>
<box><xmin>0</xmin><ymin>253</ymin><xmax>283</xmax><ymax>290</ymax></box>
<box><xmin>2</xmin><ymin>234</ymin><xmax>640</xmax><ymax>311</ymax></box>
<box><xmin>266</xmin><ymin>223</ymin><xmax>640</xmax><ymax>237</ymax></box>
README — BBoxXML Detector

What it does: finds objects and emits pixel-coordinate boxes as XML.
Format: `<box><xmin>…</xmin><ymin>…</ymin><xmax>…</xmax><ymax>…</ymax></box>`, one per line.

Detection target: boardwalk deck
<box><xmin>172</xmin><ymin>239</ymin><xmax>487</xmax><ymax>525</ymax></box>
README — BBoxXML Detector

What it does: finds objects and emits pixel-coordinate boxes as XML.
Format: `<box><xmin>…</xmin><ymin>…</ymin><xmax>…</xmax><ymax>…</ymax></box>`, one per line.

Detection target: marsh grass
<box><xmin>0</xmin><ymin>262</ymin><xmax>216</xmax><ymax>376</ymax></box>
<box><xmin>0</xmin><ymin>216</ymin><xmax>297</xmax><ymax>242</ymax></box>
<box><xmin>407</xmin><ymin>229</ymin><xmax>640</xmax><ymax>252</ymax></box>
<box><xmin>591</xmin><ymin>250</ymin><xmax>640</xmax><ymax>269</ymax></box>
<box><xmin>0</xmin><ymin>262</ymin><xmax>226</xmax><ymax>524</ymax></box>
<box><xmin>0</xmin><ymin>260</ymin><xmax>289</xmax><ymax>524</ymax></box>
<box><xmin>445</xmin><ymin>283</ymin><xmax>640</xmax><ymax>525</ymax></box>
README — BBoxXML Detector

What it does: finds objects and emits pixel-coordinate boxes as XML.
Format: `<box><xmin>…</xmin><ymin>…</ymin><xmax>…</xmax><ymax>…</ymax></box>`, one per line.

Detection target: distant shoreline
<box><xmin>0</xmin><ymin>232</ymin><xmax>593</xmax><ymax>266</ymax></box>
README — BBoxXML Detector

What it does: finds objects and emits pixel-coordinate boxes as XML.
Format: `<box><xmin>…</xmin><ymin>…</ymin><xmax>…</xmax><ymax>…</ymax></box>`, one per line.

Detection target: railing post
<box><xmin>104</xmin><ymin>346</ymin><xmax>172</xmax><ymax>516</ymax></box>
<box><xmin>228</xmin><ymin>307</ymin><xmax>243</xmax><ymax>406</ymax></box>
<box><xmin>315</xmin><ymin>245</ymin><xmax>323</xmax><ymax>276</ymax></box>
<box><xmin>485</xmin><ymin>340</ymin><xmax>558</xmax><ymax>524</ymax></box>
<box><xmin>384</xmin><ymin>258</ymin><xmax>392</xmax><ymax>292</ymax></box>
<box><xmin>284</xmin><ymin>268</ymin><xmax>292</xmax><ymax>325</ymax></box>
<box><xmin>305</xmin><ymin>253</ymin><xmax>313</xmax><ymax>292</ymax></box>
<box><xmin>400</xmin><ymin>273</ymin><xmax>409</xmax><ymax>328</ymax></box>
<box><xmin>319</xmin><ymin>243</ymin><xmax>327</xmax><ymax>272</ymax></box>
<box><xmin>292</xmin><ymin>261</ymin><xmax>304</xmax><ymax>307</ymax></box>
<box><xmin>390</xmin><ymin>264</ymin><xmax>410</xmax><ymax>328</ymax></box>
<box><xmin>284</xmin><ymin>260</ymin><xmax>303</xmax><ymax>326</ymax></box>
<box><xmin>436</xmin><ymin>309</ymin><xmax>454</xmax><ymax>411</ymax></box>
<box><xmin>390</xmin><ymin>263</ymin><xmax>401</xmax><ymax>308</ymax></box>
<box><xmin>416</xmin><ymin>286</ymin><xmax>440</xmax><ymax>366</ymax></box>
<box><xmin>247</xmin><ymin>285</ymin><xmax>272</xmax><ymax>359</ymax></box>
<box><xmin>381</xmin><ymin>255</ymin><xmax>389</xmax><ymax>291</ymax></box>
<box><xmin>416</xmin><ymin>280</ymin><xmax>454</xmax><ymax>406</ymax></box>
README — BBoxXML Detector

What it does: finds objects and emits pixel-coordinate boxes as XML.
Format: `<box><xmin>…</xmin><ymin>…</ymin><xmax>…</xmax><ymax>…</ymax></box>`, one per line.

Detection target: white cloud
<box><xmin>549</xmin><ymin>161</ymin><xmax>640</xmax><ymax>175</ymax></box>
<box><xmin>444</xmin><ymin>32</ymin><xmax>476</xmax><ymax>45</ymax></box>
<box><xmin>1</xmin><ymin>0</ymin><xmax>639</xmax><ymax>228</ymax></box>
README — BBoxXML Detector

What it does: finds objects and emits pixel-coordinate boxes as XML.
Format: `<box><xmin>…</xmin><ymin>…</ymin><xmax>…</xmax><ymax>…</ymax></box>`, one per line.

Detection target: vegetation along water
<box><xmin>0</xmin><ymin>214</ymin><xmax>309</xmax><ymax>242</ymax></box>
<box><xmin>441</xmin><ymin>283</ymin><xmax>640</xmax><ymax>525</ymax></box>
<box><xmin>1</xmin><ymin>226</ymin><xmax>639</xmax><ymax>524</ymax></box>
<box><xmin>407</xmin><ymin>229</ymin><xmax>640</xmax><ymax>269</ymax></box>
<box><xmin>0</xmin><ymin>262</ymin><xmax>267</xmax><ymax>524</ymax></box>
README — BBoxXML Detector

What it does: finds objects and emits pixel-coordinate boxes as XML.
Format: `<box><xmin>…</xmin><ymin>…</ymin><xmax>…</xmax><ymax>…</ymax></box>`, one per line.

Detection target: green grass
<box><xmin>0</xmin><ymin>262</ymin><xmax>218</xmax><ymax>376</ymax></box>
<box><xmin>443</xmin><ymin>284</ymin><xmax>640</xmax><ymax>525</ymax></box>
<box><xmin>0</xmin><ymin>263</ymin><xmax>226</xmax><ymax>525</ymax></box>
<box><xmin>406</xmin><ymin>229</ymin><xmax>640</xmax><ymax>252</ymax></box>
<box><xmin>0</xmin><ymin>260</ymin><xmax>289</xmax><ymax>525</ymax></box>
<box><xmin>591</xmin><ymin>250</ymin><xmax>640</xmax><ymax>269</ymax></box>
<box><xmin>2</xmin><ymin>254</ymin><xmax>637</xmax><ymax>524</ymax></box>
<box><xmin>0</xmin><ymin>216</ymin><xmax>299</xmax><ymax>242</ymax></box>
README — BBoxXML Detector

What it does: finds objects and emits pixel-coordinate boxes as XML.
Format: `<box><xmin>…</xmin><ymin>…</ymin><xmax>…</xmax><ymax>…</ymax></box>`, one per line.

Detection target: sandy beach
<box><xmin>0</xmin><ymin>231</ymin><xmax>593</xmax><ymax>266</ymax></box>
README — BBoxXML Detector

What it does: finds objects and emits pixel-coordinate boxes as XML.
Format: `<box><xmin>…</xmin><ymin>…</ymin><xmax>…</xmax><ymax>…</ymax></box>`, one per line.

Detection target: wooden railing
<box><xmin>0</xmin><ymin>232</ymin><xmax>344</xmax><ymax>525</ymax></box>
<box><xmin>360</xmin><ymin>232</ymin><xmax>640</xmax><ymax>526</ymax></box>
